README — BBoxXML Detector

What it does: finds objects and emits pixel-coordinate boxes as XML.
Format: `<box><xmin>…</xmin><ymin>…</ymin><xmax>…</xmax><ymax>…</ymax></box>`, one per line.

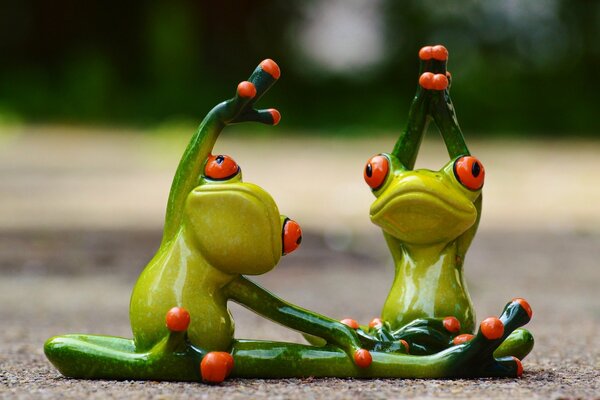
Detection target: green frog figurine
<box><xmin>359</xmin><ymin>45</ymin><xmax>534</xmax><ymax>359</ymax></box>
<box><xmin>45</xmin><ymin>55</ymin><xmax>532</xmax><ymax>384</ymax></box>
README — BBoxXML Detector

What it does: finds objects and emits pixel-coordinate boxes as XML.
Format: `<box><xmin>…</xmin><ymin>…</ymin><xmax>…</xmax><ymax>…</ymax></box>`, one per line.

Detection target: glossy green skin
<box><xmin>45</xmin><ymin>53</ymin><xmax>531</xmax><ymax>382</ymax></box>
<box><xmin>364</xmin><ymin>51</ymin><xmax>533</xmax><ymax>359</ymax></box>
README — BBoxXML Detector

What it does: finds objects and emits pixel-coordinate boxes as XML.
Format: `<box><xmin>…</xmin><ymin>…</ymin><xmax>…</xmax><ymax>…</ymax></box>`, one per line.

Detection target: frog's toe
<box><xmin>452</xmin><ymin>333</ymin><xmax>475</xmax><ymax>345</ymax></box>
<box><xmin>353</xmin><ymin>348</ymin><xmax>373</xmax><ymax>368</ymax></box>
<box><xmin>419</xmin><ymin>72</ymin><xmax>448</xmax><ymax>90</ymax></box>
<box><xmin>340</xmin><ymin>318</ymin><xmax>360</xmax><ymax>330</ymax></box>
<box><xmin>482</xmin><ymin>356</ymin><xmax>524</xmax><ymax>378</ymax></box>
<box><xmin>259</xmin><ymin>59</ymin><xmax>281</xmax><ymax>80</ymax></box>
<box><xmin>480</xmin><ymin>317</ymin><xmax>505</xmax><ymax>340</ymax></box>
<box><xmin>419</xmin><ymin>45</ymin><xmax>449</xmax><ymax>62</ymax></box>
<box><xmin>369</xmin><ymin>317</ymin><xmax>384</xmax><ymax>329</ymax></box>
<box><xmin>200</xmin><ymin>351</ymin><xmax>234</xmax><ymax>384</ymax></box>
<box><xmin>443</xmin><ymin>316</ymin><xmax>461</xmax><ymax>334</ymax></box>
<box><xmin>236</xmin><ymin>81</ymin><xmax>257</xmax><ymax>99</ymax></box>
<box><xmin>512</xmin><ymin>298</ymin><xmax>533</xmax><ymax>321</ymax></box>
<box><xmin>165</xmin><ymin>306</ymin><xmax>190</xmax><ymax>332</ymax></box>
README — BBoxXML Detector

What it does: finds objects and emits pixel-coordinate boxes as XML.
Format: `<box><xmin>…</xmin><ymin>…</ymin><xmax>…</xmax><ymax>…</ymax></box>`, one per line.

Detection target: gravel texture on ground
<box><xmin>0</xmin><ymin>131</ymin><xmax>599</xmax><ymax>398</ymax></box>
<box><xmin>1</xmin><ymin>229</ymin><xmax>598</xmax><ymax>399</ymax></box>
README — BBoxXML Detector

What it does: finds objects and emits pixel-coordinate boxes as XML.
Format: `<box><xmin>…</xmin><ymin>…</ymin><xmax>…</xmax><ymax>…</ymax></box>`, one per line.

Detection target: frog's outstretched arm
<box><xmin>161</xmin><ymin>59</ymin><xmax>281</xmax><ymax>245</ymax></box>
<box><xmin>224</xmin><ymin>276</ymin><xmax>369</xmax><ymax>365</ymax></box>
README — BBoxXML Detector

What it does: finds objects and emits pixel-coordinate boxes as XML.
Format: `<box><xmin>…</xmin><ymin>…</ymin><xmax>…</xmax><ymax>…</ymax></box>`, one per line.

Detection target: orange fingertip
<box><xmin>431</xmin><ymin>45</ymin><xmax>448</xmax><ymax>61</ymax></box>
<box><xmin>237</xmin><ymin>81</ymin><xmax>256</xmax><ymax>98</ymax></box>
<box><xmin>419</xmin><ymin>46</ymin><xmax>433</xmax><ymax>60</ymax></box>
<box><xmin>452</xmin><ymin>333</ymin><xmax>475</xmax><ymax>345</ymax></box>
<box><xmin>340</xmin><ymin>318</ymin><xmax>360</xmax><ymax>330</ymax></box>
<box><xmin>165</xmin><ymin>307</ymin><xmax>190</xmax><ymax>332</ymax></box>
<box><xmin>419</xmin><ymin>72</ymin><xmax>434</xmax><ymax>89</ymax></box>
<box><xmin>512</xmin><ymin>356</ymin><xmax>523</xmax><ymax>377</ymax></box>
<box><xmin>260</xmin><ymin>58</ymin><xmax>281</xmax><ymax>79</ymax></box>
<box><xmin>200</xmin><ymin>352</ymin><xmax>234</xmax><ymax>384</ymax></box>
<box><xmin>480</xmin><ymin>317</ymin><xmax>504</xmax><ymax>340</ymax></box>
<box><xmin>432</xmin><ymin>74</ymin><xmax>449</xmax><ymax>90</ymax></box>
<box><xmin>512</xmin><ymin>298</ymin><xmax>533</xmax><ymax>319</ymax></box>
<box><xmin>399</xmin><ymin>339</ymin><xmax>409</xmax><ymax>353</ymax></box>
<box><xmin>353</xmin><ymin>349</ymin><xmax>372</xmax><ymax>368</ymax></box>
<box><xmin>443</xmin><ymin>316</ymin><xmax>461</xmax><ymax>333</ymax></box>
<box><xmin>369</xmin><ymin>318</ymin><xmax>383</xmax><ymax>329</ymax></box>
<box><xmin>268</xmin><ymin>108</ymin><xmax>281</xmax><ymax>125</ymax></box>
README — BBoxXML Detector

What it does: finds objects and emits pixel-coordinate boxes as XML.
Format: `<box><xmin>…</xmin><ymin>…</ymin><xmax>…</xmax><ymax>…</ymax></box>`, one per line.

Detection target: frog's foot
<box><xmin>493</xmin><ymin>299</ymin><xmax>534</xmax><ymax>360</ymax></box>
<box><xmin>200</xmin><ymin>351</ymin><xmax>234</xmax><ymax>384</ymax></box>
<box><xmin>450</xmin><ymin>298</ymin><xmax>533</xmax><ymax>377</ymax></box>
<box><xmin>386</xmin><ymin>316</ymin><xmax>462</xmax><ymax>355</ymax></box>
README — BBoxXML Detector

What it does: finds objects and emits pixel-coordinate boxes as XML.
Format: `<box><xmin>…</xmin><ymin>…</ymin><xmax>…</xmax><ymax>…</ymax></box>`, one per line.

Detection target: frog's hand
<box><xmin>418</xmin><ymin>46</ymin><xmax>471</xmax><ymax>160</ymax></box>
<box><xmin>44</xmin><ymin>307</ymin><xmax>206</xmax><ymax>381</ymax></box>
<box><xmin>224</xmin><ymin>276</ymin><xmax>373</xmax><ymax>368</ymax></box>
<box><xmin>162</xmin><ymin>59</ymin><xmax>281</xmax><ymax>245</ymax></box>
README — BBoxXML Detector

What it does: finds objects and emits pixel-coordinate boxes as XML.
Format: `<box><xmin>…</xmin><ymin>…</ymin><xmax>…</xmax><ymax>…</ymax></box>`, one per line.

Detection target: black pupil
<box><xmin>366</xmin><ymin>163</ymin><xmax>373</xmax><ymax>178</ymax></box>
<box><xmin>296</xmin><ymin>235</ymin><xmax>302</xmax><ymax>245</ymax></box>
<box><xmin>471</xmin><ymin>161</ymin><xmax>481</xmax><ymax>177</ymax></box>
<box><xmin>216</xmin><ymin>155</ymin><xmax>225</xmax><ymax>165</ymax></box>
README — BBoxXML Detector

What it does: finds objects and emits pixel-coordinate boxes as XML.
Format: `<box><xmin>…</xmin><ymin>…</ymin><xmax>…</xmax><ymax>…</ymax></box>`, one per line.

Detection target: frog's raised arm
<box><xmin>161</xmin><ymin>59</ymin><xmax>282</xmax><ymax>245</ymax></box>
<box><xmin>392</xmin><ymin>46</ymin><xmax>470</xmax><ymax>168</ymax></box>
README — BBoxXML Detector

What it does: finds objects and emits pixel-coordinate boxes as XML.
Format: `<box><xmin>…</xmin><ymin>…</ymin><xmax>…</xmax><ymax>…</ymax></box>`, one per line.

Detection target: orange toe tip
<box><xmin>340</xmin><ymin>318</ymin><xmax>360</xmax><ymax>330</ymax></box>
<box><xmin>432</xmin><ymin>74</ymin><xmax>448</xmax><ymax>90</ymax></box>
<box><xmin>260</xmin><ymin>59</ymin><xmax>281</xmax><ymax>79</ymax></box>
<box><xmin>419</xmin><ymin>72</ymin><xmax>434</xmax><ymax>89</ymax></box>
<box><xmin>399</xmin><ymin>339</ymin><xmax>409</xmax><ymax>353</ymax></box>
<box><xmin>268</xmin><ymin>108</ymin><xmax>281</xmax><ymax>125</ymax></box>
<box><xmin>432</xmin><ymin>45</ymin><xmax>449</xmax><ymax>61</ymax></box>
<box><xmin>443</xmin><ymin>316</ymin><xmax>461</xmax><ymax>333</ymax></box>
<box><xmin>237</xmin><ymin>81</ymin><xmax>257</xmax><ymax>98</ymax></box>
<box><xmin>368</xmin><ymin>318</ymin><xmax>383</xmax><ymax>329</ymax></box>
<box><xmin>200</xmin><ymin>352</ymin><xmax>234</xmax><ymax>384</ymax></box>
<box><xmin>419</xmin><ymin>46</ymin><xmax>433</xmax><ymax>60</ymax></box>
<box><xmin>452</xmin><ymin>333</ymin><xmax>475</xmax><ymax>345</ymax></box>
<box><xmin>354</xmin><ymin>349</ymin><xmax>372</xmax><ymax>368</ymax></box>
<box><xmin>165</xmin><ymin>306</ymin><xmax>190</xmax><ymax>332</ymax></box>
<box><xmin>512</xmin><ymin>298</ymin><xmax>533</xmax><ymax>319</ymax></box>
<box><xmin>480</xmin><ymin>317</ymin><xmax>505</xmax><ymax>340</ymax></box>
<box><xmin>512</xmin><ymin>356</ymin><xmax>523</xmax><ymax>377</ymax></box>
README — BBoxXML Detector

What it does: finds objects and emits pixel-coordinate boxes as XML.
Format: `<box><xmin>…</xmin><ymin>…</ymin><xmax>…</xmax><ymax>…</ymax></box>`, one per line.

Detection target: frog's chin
<box><xmin>370</xmin><ymin>191</ymin><xmax>477</xmax><ymax>245</ymax></box>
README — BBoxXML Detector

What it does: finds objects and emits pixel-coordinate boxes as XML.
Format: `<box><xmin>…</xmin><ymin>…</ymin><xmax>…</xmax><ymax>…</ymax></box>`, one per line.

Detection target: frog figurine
<box><xmin>45</xmin><ymin>58</ymin><xmax>532</xmax><ymax>384</ymax></box>
<box><xmin>359</xmin><ymin>45</ymin><xmax>534</xmax><ymax>359</ymax></box>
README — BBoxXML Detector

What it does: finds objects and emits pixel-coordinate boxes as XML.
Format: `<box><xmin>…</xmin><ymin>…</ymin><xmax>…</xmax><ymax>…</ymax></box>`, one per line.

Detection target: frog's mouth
<box><xmin>370</xmin><ymin>179</ymin><xmax>477</xmax><ymax>245</ymax></box>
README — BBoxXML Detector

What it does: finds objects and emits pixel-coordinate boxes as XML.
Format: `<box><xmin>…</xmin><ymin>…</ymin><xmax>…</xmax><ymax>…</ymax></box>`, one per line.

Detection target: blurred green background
<box><xmin>0</xmin><ymin>0</ymin><xmax>598</xmax><ymax>134</ymax></box>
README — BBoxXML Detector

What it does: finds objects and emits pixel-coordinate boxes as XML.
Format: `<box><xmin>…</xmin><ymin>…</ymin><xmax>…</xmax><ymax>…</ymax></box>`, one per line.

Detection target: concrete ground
<box><xmin>0</xmin><ymin>127</ymin><xmax>599</xmax><ymax>399</ymax></box>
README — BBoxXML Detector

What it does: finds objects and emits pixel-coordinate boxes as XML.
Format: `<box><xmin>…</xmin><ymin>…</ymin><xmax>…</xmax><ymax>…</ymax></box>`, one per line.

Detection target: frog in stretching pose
<box><xmin>45</xmin><ymin>56</ymin><xmax>532</xmax><ymax>384</ymax></box>
<box><xmin>357</xmin><ymin>45</ymin><xmax>534</xmax><ymax>359</ymax></box>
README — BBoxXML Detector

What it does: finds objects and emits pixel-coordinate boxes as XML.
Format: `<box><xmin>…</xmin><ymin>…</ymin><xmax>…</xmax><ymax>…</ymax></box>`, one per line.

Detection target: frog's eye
<box><xmin>454</xmin><ymin>156</ymin><xmax>485</xmax><ymax>190</ymax></box>
<box><xmin>364</xmin><ymin>155</ymin><xmax>389</xmax><ymax>190</ymax></box>
<box><xmin>282</xmin><ymin>218</ymin><xmax>302</xmax><ymax>255</ymax></box>
<box><xmin>204</xmin><ymin>154</ymin><xmax>240</xmax><ymax>180</ymax></box>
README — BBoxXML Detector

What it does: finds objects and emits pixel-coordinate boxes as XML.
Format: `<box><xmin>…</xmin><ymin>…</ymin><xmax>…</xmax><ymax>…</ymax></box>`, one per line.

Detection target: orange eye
<box><xmin>364</xmin><ymin>155</ymin><xmax>389</xmax><ymax>190</ymax></box>
<box><xmin>204</xmin><ymin>154</ymin><xmax>239</xmax><ymax>180</ymax></box>
<box><xmin>282</xmin><ymin>218</ymin><xmax>302</xmax><ymax>255</ymax></box>
<box><xmin>454</xmin><ymin>156</ymin><xmax>485</xmax><ymax>190</ymax></box>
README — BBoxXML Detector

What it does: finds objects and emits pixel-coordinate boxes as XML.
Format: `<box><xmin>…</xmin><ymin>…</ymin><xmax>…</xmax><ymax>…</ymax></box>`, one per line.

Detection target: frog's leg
<box><xmin>44</xmin><ymin>308</ymin><xmax>205</xmax><ymax>382</ymax></box>
<box><xmin>229</xmin><ymin>298</ymin><xmax>531</xmax><ymax>379</ymax></box>
<box><xmin>161</xmin><ymin>59</ymin><xmax>281</xmax><ymax>246</ymax></box>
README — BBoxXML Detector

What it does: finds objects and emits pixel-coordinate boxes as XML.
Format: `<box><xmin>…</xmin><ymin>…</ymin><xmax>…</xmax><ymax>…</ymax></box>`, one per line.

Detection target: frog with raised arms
<box><xmin>359</xmin><ymin>45</ymin><xmax>534</xmax><ymax>359</ymax></box>
<box><xmin>45</xmin><ymin>56</ymin><xmax>532</xmax><ymax>383</ymax></box>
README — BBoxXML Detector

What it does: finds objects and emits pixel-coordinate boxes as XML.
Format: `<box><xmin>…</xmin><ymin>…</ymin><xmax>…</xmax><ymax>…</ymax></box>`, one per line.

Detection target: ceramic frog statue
<box><xmin>358</xmin><ymin>45</ymin><xmax>534</xmax><ymax>359</ymax></box>
<box><xmin>45</xmin><ymin>57</ymin><xmax>532</xmax><ymax>384</ymax></box>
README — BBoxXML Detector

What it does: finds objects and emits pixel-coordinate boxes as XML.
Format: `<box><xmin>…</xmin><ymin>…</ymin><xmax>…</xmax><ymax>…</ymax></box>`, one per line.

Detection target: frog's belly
<box><xmin>382</xmin><ymin>272</ymin><xmax>475</xmax><ymax>333</ymax></box>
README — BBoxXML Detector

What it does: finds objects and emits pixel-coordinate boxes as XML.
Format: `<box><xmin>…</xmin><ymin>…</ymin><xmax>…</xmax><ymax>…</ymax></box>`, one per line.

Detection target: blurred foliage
<box><xmin>0</xmin><ymin>0</ymin><xmax>598</xmax><ymax>134</ymax></box>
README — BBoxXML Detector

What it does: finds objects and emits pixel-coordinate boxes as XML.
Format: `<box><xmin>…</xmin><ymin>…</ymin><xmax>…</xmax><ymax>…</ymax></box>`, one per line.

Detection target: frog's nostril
<box><xmin>282</xmin><ymin>218</ymin><xmax>302</xmax><ymax>255</ymax></box>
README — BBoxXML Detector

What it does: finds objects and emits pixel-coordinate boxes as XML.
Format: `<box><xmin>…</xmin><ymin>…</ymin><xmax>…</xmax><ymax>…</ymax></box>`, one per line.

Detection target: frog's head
<box><xmin>184</xmin><ymin>154</ymin><xmax>302</xmax><ymax>275</ymax></box>
<box><xmin>364</xmin><ymin>153</ymin><xmax>484</xmax><ymax>246</ymax></box>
